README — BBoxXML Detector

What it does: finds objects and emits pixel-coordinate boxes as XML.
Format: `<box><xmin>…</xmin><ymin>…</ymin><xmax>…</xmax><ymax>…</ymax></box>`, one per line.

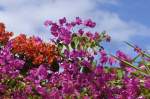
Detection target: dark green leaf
<box><xmin>71</xmin><ymin>41</ymin><xmax>75</xmax><ymax>49</ymax></box>
<box><xmin>50</xmin><ymin>60</ymin><xmax>59</xmax><ymax>72</ymax></box>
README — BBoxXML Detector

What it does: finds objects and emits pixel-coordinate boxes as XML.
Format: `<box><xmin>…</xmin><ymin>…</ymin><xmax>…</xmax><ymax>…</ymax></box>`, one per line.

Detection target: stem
<box><xmin>110</xmin><ymin>54</ymin><xmax>148</xmax><ymax>76</ymax></box>
<box><xmin>124</xmin><ymin>41</ymin><xmax>150</xmax><ymax>58</ymax></box>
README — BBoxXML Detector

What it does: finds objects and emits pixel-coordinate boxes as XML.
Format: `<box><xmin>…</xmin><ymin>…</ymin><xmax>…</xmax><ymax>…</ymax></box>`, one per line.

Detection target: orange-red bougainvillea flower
<box><xmin>12</xmin><ymin>34</ymin><xmax>58</xmax><ymax>65</ymax></box>
<box><xmin>0</xmin><ymin>23</ymin><xmax>13</xmax><ymax>45</ymax></box>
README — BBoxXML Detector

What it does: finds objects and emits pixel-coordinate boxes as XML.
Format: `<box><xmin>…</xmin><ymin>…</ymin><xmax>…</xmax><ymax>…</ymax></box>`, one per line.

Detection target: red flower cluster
<box><xmin>0</xmin><ymin>23</ymin><xmax>13</xmax><ymax>45</ymax></box>
<box><xmin>12</xmin><ymin>34</ymin><xmax>58</xmax><ymax>65</ymax></box>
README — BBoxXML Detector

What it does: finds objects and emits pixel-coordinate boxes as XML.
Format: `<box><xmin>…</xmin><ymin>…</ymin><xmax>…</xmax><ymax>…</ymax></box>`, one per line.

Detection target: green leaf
<box><xmin>50</xmin><ymin>60</ymin><xmax>59</xmax><ymax>72</ymax></box>
<box><xmin>81</xmin><ymin>66</ymin><xmax>91</xmax><ymax>73</ymax></box>
<box><xmin>117</xmin><ymin>69</ymin><xmax>123</xmax><ymax>78</ymax></box>
<box><xmin>131</xmin><ymin>54</ymin><xmax>141</xmax><ymax>62</ymax></box>
<box><xmin>72</xmin><ymin>33</ymin><xmax>77</xmax><ymax>38</ymax></box>
<box><xmin>64</xmin><ymin>44</ymin><xmax>70</xmax><ymax>51</ymax></box>
<box><xmin>8</xmin><ymin>79</ymin><xmax>16</xmax><ymax>88</ymax></box>
<box><xmin>90</xmin><ymin>41</ymin><xmax>96</xmax><ymax>48</ymax></box>
<box><xmin>18</xmin><ymin>82</ymin><xmax>25</xmax><ymax>89</ymax></box>
<box><xmin>58</xmin><ymin>43</ymin><xmax>63</xmax><ymax>50</ymax></box>
<box><xmin>71</xmin><ymin>41</ymin><xmax>75</xmax><ymax>49</ymax></box>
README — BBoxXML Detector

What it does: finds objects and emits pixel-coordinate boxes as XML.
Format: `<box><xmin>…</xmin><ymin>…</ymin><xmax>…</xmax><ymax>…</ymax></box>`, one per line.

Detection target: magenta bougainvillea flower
<box><xmin>0</xmin><ymin>18</ymin><xmax>149</xmax><ymax>98</ymax></box>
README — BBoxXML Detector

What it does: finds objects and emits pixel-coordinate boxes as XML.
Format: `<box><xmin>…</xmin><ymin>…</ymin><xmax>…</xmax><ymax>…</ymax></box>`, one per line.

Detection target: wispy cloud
<box><xmin>0</xmin><ymin>0</ymin><xmax>149</xmax><ymax>42</ymax></box>
<box><xmin>90</xmin><ymin>11</ymin><xmax>150</xmax><ymax>41</ymax></box>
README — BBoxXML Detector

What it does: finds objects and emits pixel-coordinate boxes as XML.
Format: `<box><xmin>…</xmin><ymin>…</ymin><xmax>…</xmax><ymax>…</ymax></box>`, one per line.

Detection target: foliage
<box><xmin>0</xmin><ymin>17</ymin><xmax>150</xmax><ymax>99</ymax></box>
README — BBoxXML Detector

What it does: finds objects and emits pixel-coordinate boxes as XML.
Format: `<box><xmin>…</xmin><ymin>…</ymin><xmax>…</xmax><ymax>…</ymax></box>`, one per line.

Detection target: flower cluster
<box><xmin>44</xmin><ymin>17</ymin><xmax>105</xmax><ymax>45</ymax></box>
<box><xmin>0</xmin><ymin>23</ymin><xmax>13</xmax><ymax>45</ymax></box>
<box><xmin>0</xmin><ymin>17</ymin><xmax>150</xmax><ymax>98</ymax></box>
<box><xmin>12</xmin><ymin>34</ymin><xmax>58</xmax><ymax>65</ymax></box>
<box><xmin>0</xmin><ymin>42</ymin><xmax>25</xmax><ymax>98</ymax></box>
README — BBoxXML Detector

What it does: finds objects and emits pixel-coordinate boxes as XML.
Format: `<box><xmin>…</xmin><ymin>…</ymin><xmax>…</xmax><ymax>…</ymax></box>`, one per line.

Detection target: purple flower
<box><xmin>36</xmin><ymin>86</ymin><xmax>47</xmax><ymax>96</ymax></box>
<box><xmin>35</xmin><ymin>36</ymin><xmax>43</xmax><ymax>43</ymax></box>
<box><xmin>99</xmin><ymin>50</ymin><xmax>108</xmax><ymax>64</ymax></box>
<box><xmin>66</xmin><ymin>23</ymin><xmax>73</xmax><ymax>31</ymax></box>
<box><xmin>12</xmin><ymin>90</ymin><xmax>27</xmax><ymax>99</ymax></box>
<box><xmin>79</xmin><ymin>50</ymin><xmax>86</xmax><ymax>57</ymax></box>
<box><xmin>70</xmin><ymin>50</ymin><xmax>79</xmax><ymax>58</ymax></box>
<box><xmin>48</xmin><ymin>89</ymin><xmax>62</xmax><ymax>99</ymax></box>
<box><xmin>134</xmin><ymin>45</ymin><xmax>142</xmax><ymax>53</ymax></box>
<box><xmin>86</xmin><ymin>31</ymin><xmax>93</xmax><ymax>39</ymax></box>
<box><xmin>84</xmin><ymin>19</ymin><xmax>96</xmax><ymax>28</ymax></box>
<box><xmin>59</xmin><ymin>17</ymin><xmax>66</xmax><ymax>25</ymax></box>
<box><xmin>59</xmin><ymin>27</ymin><xmax>71</xmax><ymax>44</ymax></box>
<box><xmin>122</xmin><ymin>77</ymin><xmax>140</xmax><ymax>98</ymax></box>
<box><xmin>94</xmin><ymin>65</ymin><xmax>104</xmax><ymax>75</ymax></box>
<box><xmin>116</xmin><ymin>50</ymin><xmax>131</xmax><ymax>61</ymax></box>
<box><xmin>0</xmin><ymin>43</ymin><xmax>25</xmax><ymax>78</ymax></box>
<box><xmin>108</xmin><ymin>56</ymin><xmax>116</xmax><ymax>65</ymax></box>
<box><xmin>62</xmin><ymin>81</ymin><xmax>74</xmax><ymax>94</ymax></box>
<box><xmin>44</xmin><ymin>20</ymin><xmax>53</xmax><ymax>27</ymax></box>
<box><xmin>100</xmin><ymin>50</ymin><xmax>107</xmax><ymax>56</ymax></box>
<box><xmin>14</xmin><ymin>59</ymin><xmax>25</xmax><ymax>69</ymax></box>
<box><xmin>93</xmin><ymin>32</ymin><xmax>100</xmax><ymax>40</ymax></box>
<box><xmin>0</xmin><ymin>58</ymin><xmax>5</xmax><ymax>65</ymax></box>
<box><xmin>75</xmin><ymin>17</ymin><xmax>82</xmax><ymax>25</ymax></box>
<box><xmin>25</xmin><ymin>85</ymin><xmax>33</xmax><ymax>94</ymax></box>
<box><xmin>64</xmin><ymin>49</ymin><xmax>69</xmax><ymax>58</ymax></box>
<box><xmin>71</xmin><ymin>21</ymin><xmax>76</xmax><ymax>27</ymax></box>
<box><xmin>50</xmin><ymin>23</ymin><xmax>59</xmax><ymax>33</ymax></box>
<box><xmin>0</xmin><ymin>84</ymin><xmax>6</xmax><ymax>93</ymax></box>
<box><xmin>100</xmin><ymin>56</ymin><xmax>108</xmax><ymax>64</ymax></box>
<box><xmin>83</xmin><ymin>96</ymin><xmax>90</xmax><ymax>99</ymax></box>
<box><xmin>51</xmin><ymin>31</ymin><xmax>59</xmax><ymax>37</ymax></box>
<box><xmin>61</xmin><ymin>61</ymin><xmax>70</xmax><ymax>69</ymax></box>
<box><xmin>144</xmin><ymin>78</ymin><xmax>150</xmax><ymax>89</ymax></box>
<box><xmin>81</xmin><ymin>60</ymin><xmax>91</xmax><ymax>67</ymax></box>
<box><xmin>36</xmin><ymin>64</ymin><xmax>48</xmax><ymax>80</ymax></box>
<box><xmin>78</xmin><ymin>29</ymin><xmax>84</xmax><ymax>36</ymax></box>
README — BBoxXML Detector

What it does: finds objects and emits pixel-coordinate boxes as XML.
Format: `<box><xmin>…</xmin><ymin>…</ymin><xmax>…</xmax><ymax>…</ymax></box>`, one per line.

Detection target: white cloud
<box><xmin>0</xmin><ymin>0</ymin><xmax>95</xmax><ymax>40</ymax></box>
<box><xmin>0</xmin><ymin>0</ymin><xmax>150</xmax><ymax>42</ymax></box>
<box><xmin>96</xmin><ymin>0</ymin><xmax>120</xmax><ymax>5</ymax></box>
<box><xmin>89</xmin><ymin>11</ymin><xmax>150</xmax><ymax>41</ymax></box>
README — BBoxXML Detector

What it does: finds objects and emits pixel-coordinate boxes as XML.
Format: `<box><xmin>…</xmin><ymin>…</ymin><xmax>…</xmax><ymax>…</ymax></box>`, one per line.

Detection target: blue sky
<box><xmin>0</xmin><ymin>0</ymin><xmax>149</xmax><ymax>54</ymax></box>
<box><xmin>96</xmin><ymin>0</ymin><xmax>150</xmax><ymax>54</ymax></box>
<box><xmin>99</xmin><ymin>0</ymin><xmax>150</xmax><ymax>26</ymax></box>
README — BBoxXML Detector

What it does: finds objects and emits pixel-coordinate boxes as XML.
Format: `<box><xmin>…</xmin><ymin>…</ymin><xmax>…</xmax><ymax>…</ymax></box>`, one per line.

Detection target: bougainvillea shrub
<box><xmin>12</xmin><ymin>34</ymin><xmax>58</xmax><ymax>65</ymax></box>
<box><xmin>0</xmin><ymin>23</ymin><xmax>13</xmax><ymax>46</ymax></box>
<box><xmin>0</xmin><ymin>17</ymin><xmax>150</xmax><ymax>99</ymax></box>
